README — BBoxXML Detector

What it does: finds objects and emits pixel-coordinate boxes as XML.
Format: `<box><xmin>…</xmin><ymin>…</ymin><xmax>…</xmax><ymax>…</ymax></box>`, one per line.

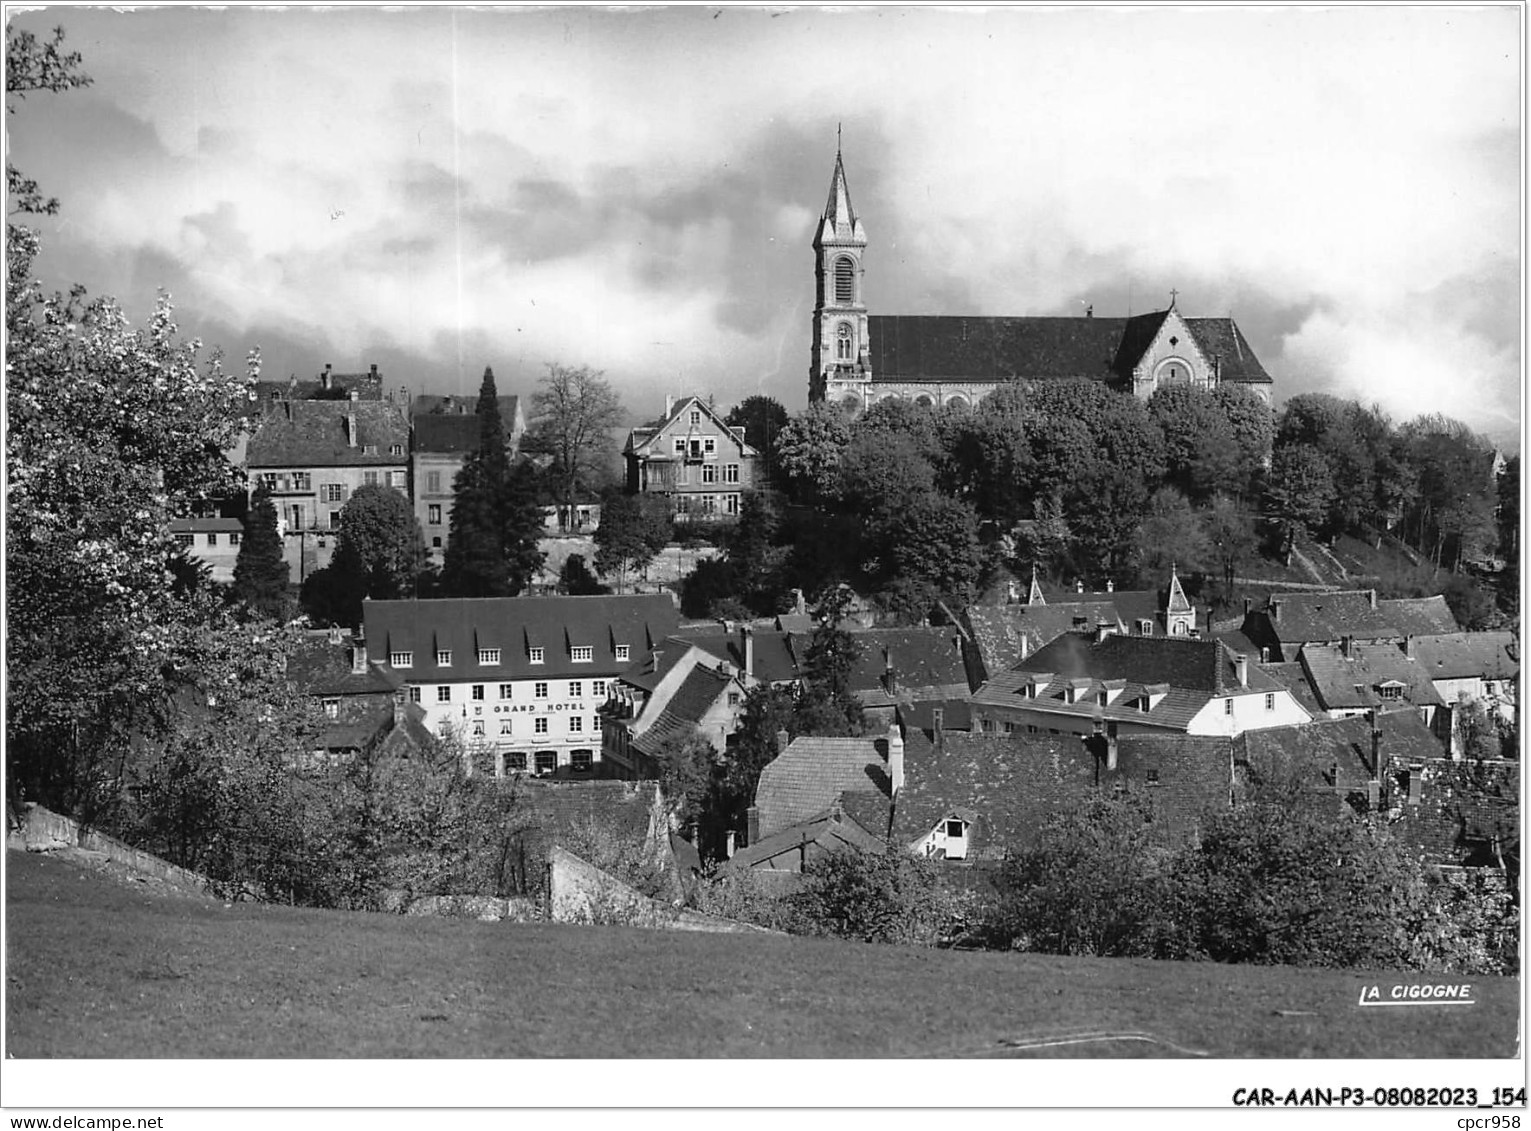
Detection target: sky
<box><xmin>6</xmin><ymin>5</ymin><xmax>1522</xmax><ymax>443</ymax></box>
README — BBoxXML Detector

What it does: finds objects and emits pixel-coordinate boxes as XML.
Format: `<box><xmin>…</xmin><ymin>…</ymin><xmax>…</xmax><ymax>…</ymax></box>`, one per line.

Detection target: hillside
<box><xmin>5</xmin><ymin>849</ymin><xmax>1518</xmax><ymax>1059</ymax></box>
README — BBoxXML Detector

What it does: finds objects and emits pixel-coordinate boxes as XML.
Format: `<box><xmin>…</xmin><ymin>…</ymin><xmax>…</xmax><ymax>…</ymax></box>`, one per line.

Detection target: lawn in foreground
<box><xmin>4</xmin><ymin>848</ymin><xmax>1517</xmax><ymax>1058</ymax></box>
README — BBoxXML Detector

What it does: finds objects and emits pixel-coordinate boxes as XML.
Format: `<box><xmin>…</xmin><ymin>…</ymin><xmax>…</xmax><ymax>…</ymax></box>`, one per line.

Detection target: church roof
<box><xmin>816</xmin><ymin>150</ymin><xmax>864</xmax><ymax>246</ymax></box>
<box><xmin>1184</xmin><ymin>319</ymin><xmax>1273</xmax><ymax>385</ymax></box>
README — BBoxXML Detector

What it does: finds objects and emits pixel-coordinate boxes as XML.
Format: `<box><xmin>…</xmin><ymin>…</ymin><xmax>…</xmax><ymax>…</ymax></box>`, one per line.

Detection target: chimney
<box><xmin>932</xmin><ymin>706</ymin><xmax>944</xmax><ymax>746</ymax></box>
<box><xmin>740</xmin><ymin>624</ymin><xmax>755</xmax><ymax>680</ymax></box>
<box><xmin>320</xmin><ymin>364</ymin><xmax>332</xmax><ymax>391</ymax></box>
<box><xmin>793</xmin><ymin>588</ymin><xmax>807</xmax><ymax>616</ymax></box>
<box><xmin>887</xmin><ymin>723</ymin><xmax>905</xmax><ymax>796</ymax></box>
<box><xmin>346</xmin><ymin>403</ymin><xmax>358</xmax><ymax>447</ymax></box>
<box><xmin>725</xmin><ymin>830</ymin><xmax>735</xmax><ymax>859</ymax></box>
<box><xmin>1404</xmin><ymin>635</ymin><xmax>1416</xmax><ymax>660</ymax></box>
<box><xmin>665</xmin><ymin>394</ymin><xmax>675</xmax><ymax>417</ymax></box>
<box><xmin>349</xmin><ymin>389</ymin><xmax>360</xmax><ymax>402</ymax></box>
<box><xmin>775</xmin><ymin>728</ymin><xmax>789</xmax><ymax>753</ymax></box>
<box><xmin>746</xmin><ymin>805</ymin><xmax>760</xmax><ymax>846</ymax></box>
<box><xmin>351</xmin><ymin>640</ymin><xmax>367</xmax><ymax>674</ymax></box>
<box><xmin>1234</xmin><ymin>652</ymin><xmax>1248</xmax><ymax>688</ymax></box>
<box><xmin>1341</xmin><ymin>635</ymin><xmax>1353</xmax><ymax>660</ymax></box>
<box><xmin>1094</xmin><ymin>622</ymin><xmax>1111</xmax><ymax>644</ymax></box>
<box><xmin>1243</xmin><ymin>596</ymin><xmax>1252</xmax><ymax>619</ymax></box>
<box><xmin>1368</xmin><ymin>588</ymin><xmax>1378</xmax><ymax>610</ymax></box>
<box><xmin>1086</xmin><ymin>304</ymin><xmax>1093</xmax><ymax>318</ymax></box>
<box><xmin>883</xmin><ymin>648</ymin><xmax>898</xmax><ymax>695</ymax></box>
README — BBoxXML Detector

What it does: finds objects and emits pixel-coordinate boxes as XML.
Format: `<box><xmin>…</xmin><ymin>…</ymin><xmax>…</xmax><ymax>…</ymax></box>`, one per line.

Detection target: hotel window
<box><xmin>568</xmin><ymin>681</ymin><xmax>583</xmax><ymax>698</ymax></box>
<box><xmin>700</xmin><ymin>495</ymin><xmax>717</xmax><ymax>515</ymax></box>
<box><xmin>364</xmin><ymin>471</ymin><xmax>379</xmax><ymax>486</ymax></box>
<box><xmin>437</xmin><ymin>686</ymin><xmax>451</xmax><ymax>703</ymax></box>
<box><xmin>499</xmin><ymin>684</ymin><xmax>513</xmax><ymax>699</ymax></box>
<box><xmin>529</xmin><ymin>647</ymin><xmax>545</xmax><ymax>664</ymax></box>
<box><xmin>702</xmin><ymin>464</ymin><xmax>718</xmax><ymax>484</ymax></box>
<box><xmin>436</xmin><ymin>650</ymin><xmax>452</xmax><ymax>666</ymax></box>
<box><xmin>259</xmin><ymin>473</ymin><xmax>279</xmax><ymax>492</ymax></box>
<box><xmin>479</xmin><ymin>648</ymin><xmax>501</xmax><ymax>665</ymax></box>
<box><xmin>1224</xmin><ymin>698</ymin><xmax>1235</xmax><ymax>716</ymax></box>
<box><xmin>389</xmin><ymin>471</ymin><xmax>407</xmax><ymax>489</ymax></box>
<box><xmin>569</xmin><ymin>716</ymin><xmax>583</xmax><ymax>733</ymax></box>
<box><xmin>499</xmin><ymin>720</ymin><xmax>514</xmax><ymax>736</ymax></box>
<box><xmin>505</xmin><ymin>752</ymin><xmax>527</xmax><ymax>772</ymax></box>
<box><xmin>426</xmin><ymin>472</ymin><xmax>442</xmax><ymax>493</ymax></box>
<box><xmin>725</xmin><ymin>494</ymin><xmax>740</xmax><ymax>516</ymax></box>
<box><xmin>535</xmin><ymin>682</ymin><xmax>549</xmax><ymax>699</ymax></box>
<box><xmin>292</xmin><ymin>472</ymin><xmax>312</xmax><ymax>491</ymax></box>
<box><xmin>472</xmin><ymin>685</ymin><xmax>484</xmax><ymax>701</ymax></box>
<box><xmin>1264</xmin><ymin>693</ymin><xmax>1276</xmax><ymax>711</ymax></box>
<box><xmin>389</xmin><ymin>651</ymin><xmax>413</xmax><ymax>668</ymax></box>
<box><xmin>571</xmin><ymin>646</ymin><xmax>593</xmax><ymax>663</ymax></box>
<box><xmin>724</xmin><ymin>464</ymin><xmax>740</xmax><ymax>484</ymax></box>
<box><xmin>615</xmin><ymin>645</ymin><xmax>630</xmax><ymax>662</ymax></box>
<box><xmin>534</xmin><ymin>718</ymin><xmax>549</xmax><ymax>735</ymax></box>
<box><xmin>323</xmin><ymin>484</ymin><xmax>345</xmax><ymax>503</ymax></box>
<box><xmin>592</xmin><ymin>680</ymin><xmax>607</xmax><ymax>698</ymax></box>
<box><xmin>471</xmin><ymin>721</ymin><xmax>485</xmax><ymax>737</ymax></box>
<box><xmin>408</xmin><ymin>686</ymin><xmax>421</xmax><ymax>703</ymax></box>
<box><xmin>428</xmin><ymin>504</ymin><xmax>442</xmax><ymax>525</ymax></box>
<box><xmin>572</xmin><ymin>750</ymin><xmax>593</xmax><ymax>773</ymax></box>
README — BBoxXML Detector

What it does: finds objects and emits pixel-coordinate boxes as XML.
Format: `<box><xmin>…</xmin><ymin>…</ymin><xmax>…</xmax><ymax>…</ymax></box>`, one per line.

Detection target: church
<box><xmin>809</xmin><ymin>149</ymin><xmax>1274</xmax><ymax>411</ymax></box>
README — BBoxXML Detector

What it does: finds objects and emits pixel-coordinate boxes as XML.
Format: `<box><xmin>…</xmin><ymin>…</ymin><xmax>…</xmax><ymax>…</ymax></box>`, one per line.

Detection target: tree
<box><xmin>6</xmin><ymin>26</ymin><xmax>91</xmax><ymax>219</ymax></box>
<box><xmin>724</xmin><ymin>394</ymin><xmax>789</xmax><ymax>485</ymax></box>
<box><xmin>646</xmin><ymin>727</ymin><xmax>718</xmax><ymax>829</ymax></box>
<box><xmin>329</xmin><ymin>484</ymin><xmax>427</xmax><ymax>612</ymax></box>
<box><xmin>774</xmin><ymin>400</ymin><xmax>854</xmax><ymax>504</ymax></box>
<box><xmin>439</xmin><ymin>368</ymin><xmax>545</xmax><ymax>597</ymax></box>
<box><xmin>791</xmin><ymin>849</ymin><xmax>954</xmax><ymax>947</ymax></box>
<box><xmin>1205</xmin><ymin>495</ymin><xmax>1258</xmax><ymax>594</ymax></box>
<box><xmin>231</xmin><ymin>485</ymin><xmax>291</xmax><ymax>619</ymax></box>
<box><xmin>556</xmin><ymin>553</ymin><xmax>608</xmax><ymax>595</ymax></box>
<box><xmin>528</xmin><ymin>363</ymin><xmax>625</xmax><ymax>531</ymax></box>
<box><xmin>1264</xmin><ymin>444</ymin><xmax>1335</xmax><ymax>564</ymax></box>
<box><xmin>875</xmin><ymin>492</ymin><xmax>985</xmax><ymax>623</ymax></box>
<box><xmin>798</xmin><ymin>586</ymin><xmax>864</xmax><ymax>734</ymax></box>
<box><xmin>594</xmin><ymin>493</ymin><xmax>670</xmax><ymax>592</ymax></box>
<box><xmin>1135</xmin><ymin>486</ymin><xmax>1212</xmax><ymax>581</ymax></box>
<box><xmin>1149</xmin><ymin>384</ymin><xmax>1241</xmax><ymax>502</ymax></box>
<box><xmin>1212</xmin><ymin>383</ymin><xmax>1274</xmax><ymax>501</ymax></box>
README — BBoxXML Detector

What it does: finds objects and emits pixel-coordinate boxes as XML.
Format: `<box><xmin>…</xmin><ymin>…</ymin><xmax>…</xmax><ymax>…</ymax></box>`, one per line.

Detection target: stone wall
<box><xmin>9</xmin><ymin>803</ymin><xmax>212</xmax><ymax>892</ymax></box>
<box><xmin>547</xmin><ymin>846</ymin><xmax>774</xmax><ymax>933</ymax></box>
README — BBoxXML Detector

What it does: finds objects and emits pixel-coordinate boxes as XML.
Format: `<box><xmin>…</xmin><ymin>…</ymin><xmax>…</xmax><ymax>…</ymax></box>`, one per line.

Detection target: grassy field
<box><xmin>5</xmin><ymin>848</ymin><xmax>1519</xmax><ymax>1059</ymax></box>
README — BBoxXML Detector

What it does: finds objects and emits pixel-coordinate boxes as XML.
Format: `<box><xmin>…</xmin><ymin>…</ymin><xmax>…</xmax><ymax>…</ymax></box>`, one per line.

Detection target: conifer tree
<box><xmin>231</xmin><ymin>485</ymin><xmax>291</xmax><ymax>618</ymax></box>
<box><xmin>440</xmin><ymin>367</ymin><xmax>545</xmax><ymax>596</ymax></box>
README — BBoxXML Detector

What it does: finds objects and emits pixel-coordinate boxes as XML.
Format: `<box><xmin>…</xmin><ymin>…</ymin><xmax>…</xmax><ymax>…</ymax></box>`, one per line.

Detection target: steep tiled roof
<box><xmin>961</xmin><ymin>602</ymin><xmax>1120</xmax><ymax>680</ymax></box>
<box><xmin>1298</xmin><ymin>642</ymin><xmax>1446</xmax><ymax>713</ymax></box>
<box><xmin>288</xmin><ymin>634</ymin><xmax>404</xmax><ymax>697</ymax></box>
<box><xmin>1412</xmin><ymin>632</ymin><xmax>1519</xmax><ymax>681</ymax></box>
<box><xmin>753</xmin><ymin>735</ymin><xmax>892</xmax><ymax>839</ymax></box>
<box><xmin>1379</xmin><ymin>596</ymin><xmax>1461</xmax><ymax>637</ymax></box>
<box><xmin>674</xmin><ymin>626</ymin><xmax>802</xmax><ymax>685</ymax></box>
<box><xmin>1108</xmin><ymin>733</ymin><xmax>1234</xmax><ymax>841</ymax></box>
<box><xmin>1184</xmin><ymin>318</ymin><xmax>1273</xmax><ymax>384</ymax></box>
<box><xmin>848</xmin><ymin>627</ymin><xmax>972</xmax><ymax>698</ymax></box>
<box><xmin>630</xmin><ymin>666</ymin><xmax>732</xmax><ymax>760</ymax></box>
<box><xmin>1110</xmin><ymin>311</ymin><xmax>1170</xmax><ymax>376</ymax></box>
<box><xmin>1251</xmin><ymin>590</ymin><xmax>1398</xmax><ymax>646</ymax></box>
<box><xmin>624</xmin><ymin>395</ymin><xmax>757</xmax><ymax>459</ymax></box>
<box><xmin>246</xmin><ymin>400</ymin><xmax>410</xmax><ymax>468</ymax></box>
<box><xmin>725</xmin><ymin>809</ymin><xmax>886</xmax><ymax>871</ymax></box>
<box><xmin>897</xmin><ymin>699</ymin><xmax>973</xmax><ymax>738</ymax></box>
<box><xmin>891</xmin><ymin>731</ymin><xmax>1100</xmax><ymax>857</ymax></box>
<box><xmin>1236</xmin><ymin>716</ymin><xmax>1383</xmax><ymax>792</ymax></box>
<box><xmin>868</xmin><ymin>316</ymin><xmax>1132</xmax><ymax>382</ymax></box>
<box><xmin>254</xmin><ymin>366</ymin><xmax>384</xmax><ymax>405</ymax></box>
<box><xmin>412</xmin><ymin>396</ymin><xmax>523</xmax><ymax>454</ymax></box>
<box><xmin>1261</xmin><ymin>661</ymin><xmax>1323</xmax><ymax>715</ymax></box>
<box><xmin>364</xmin><ymin>595</ymin><xmax>681</xmax><ymax>682</ymax></box>
<box><xmin>838</xmin><ymin>790</ymin><xmax>894</xmax><ymax>839</ymax></box>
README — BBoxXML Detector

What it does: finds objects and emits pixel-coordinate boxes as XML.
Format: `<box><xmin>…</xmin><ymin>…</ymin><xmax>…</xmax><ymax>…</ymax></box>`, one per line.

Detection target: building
<box><xmin>745</xmin><ymin>726</ymin><xmax>901</xmax><ymax>848</ymax></box>
<box><xmin>254</xmin><ymin>362</ymin><xmax>391</xmax><ymax>404</ymax></box>
<box><xmin>971</xmin><ymin>632</ymin><xmax>1311</xmax><ymax>740</ymax></box>
<box><xmin>411</xmin><ymin>381</ymin><xmax>527</xmax><ymax>565</ymax></box>
<box><xmin>285</xmin><ymin>629</ymin><xmax>434</xmax><ymax>764</ymax></box>
<box><xmin>244</xmin><ymin>393</ymin><xmax>412</xmax><ymax>582</ymax></box>
<box><xmin>170</xmin><ymin>517</ymin><xmax>243</xmax><ymax>583</ymax></box>
<box><xmin>623</xmin><ymin>395</ymin><xmax>761</xmax><ymax>522</ymax></box>
<box><xmin>361</xmin><ymin>594</ymin><xmax>680</xmax><ymax>778</ymax></box>
<box><xmin>602</xmin><ymin>639</ymin><xmax>746</xmax><ymax>773</ymax></box>
<box><xmin>808</xmin><ymin>147</ymin><xmax>1274</xmax><ymax>411</ymax></box>
<box><xmin>1296</xmin><ymin>638</ymin><xmax>1450</xmax><ymax>738</ymax></box>
<box><xmin>1238</xmin><ymin>588</ymin><xmax>1460</xmax><ymax>663</ymax></box>
<box><xmin>1411</xmin><ymin>631</ymin><xmax>1519</xmax><ymax>751</ymax></box>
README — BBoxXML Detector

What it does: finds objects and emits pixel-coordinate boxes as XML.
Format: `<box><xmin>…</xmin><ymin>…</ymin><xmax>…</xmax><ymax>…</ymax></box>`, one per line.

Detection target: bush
<box><xmin>789</xmin><ymin>849</ymin><xmax>958</xmax><ymax>947</ymax></box>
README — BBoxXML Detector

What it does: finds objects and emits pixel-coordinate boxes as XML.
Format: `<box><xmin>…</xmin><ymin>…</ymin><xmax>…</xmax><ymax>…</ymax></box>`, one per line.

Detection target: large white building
<box><xmin>362</xmin><ymin>594</ymin><xmax>680</xmax><ymax>778</ymax></box>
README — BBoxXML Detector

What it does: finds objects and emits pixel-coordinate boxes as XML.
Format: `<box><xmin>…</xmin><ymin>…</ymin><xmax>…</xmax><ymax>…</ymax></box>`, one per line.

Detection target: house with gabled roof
<box><xmin>245</xmin><ymin>393</ymin><xmax>412</xmax><ymax>583</ymax></box>
<box><xmin>1410</xmin><ymin>631</ymin><xmax>1519</xmax><ymax>738</ymax></box>
<box><xmin>362</xmin><ymin>594</ymin><xmax>680</xmax><ymax>779</ymax></box>
<box><xmin>807</xmin><ymin>148</ymin><xmax>1273</xmax><ymax>412</ymax></box>
<box><xmin>170</xmin><ymin>516</ymin><xmax>244</xmax><ymax>583</ymax></box>
<box><xmin>411</xmin><ymin>379</ymin><xmax>528</xmax><ymax>564</ymax></box>
<box><xmin>747</xmin><ymin>726</ymin><xmax>901</xmax><ymax>845</ymax></box>
<box><xmin>285</xmin><ymin>628</ymin><xmax>434</xmax><ymax>765</ymax></box>
<box><xmin>623</xmin><ymin>395</ymin><xmax>761</xmax><ymax>523</ymax></box>
<box><xmin>1296</xmin><ymin>638</ymin><xmax>1449</xmax><ymax>738</ymax></box>
<box><xmin>971</xmin><ymin>631</ymin><xmax>1311</xmax><ymax>741</ymax></box>
<box><xmin>1238</xmin><ymin>588</ymin><xmax>1461</xmax><ymax>664</ymax></box>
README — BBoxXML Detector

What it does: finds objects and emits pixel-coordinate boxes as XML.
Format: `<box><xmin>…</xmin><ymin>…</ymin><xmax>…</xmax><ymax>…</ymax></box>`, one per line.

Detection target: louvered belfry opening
<box><xmin>834</xmin><ymin>256</ymin><xmax>855</xmax><ymax>304</ymax></box>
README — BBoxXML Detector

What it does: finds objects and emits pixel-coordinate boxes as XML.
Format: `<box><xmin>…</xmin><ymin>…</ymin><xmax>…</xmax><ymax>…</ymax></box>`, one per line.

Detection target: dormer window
<box><xmin>615</xmin><ymin>645</ymin><xmax>630</xmax><ymax>662</ymax></box>
<box><xmin>529</xmin><ymin>647</ymin><xmax>545</xmax><ymax>665</ymax></box>
<box><xmin>478</xmin><ymin>648</ymin><xmax>500</xmax><ymax>665</ymax></box>
<box><xmin>1137</xmin><ymin>619</ymin><xmax>1153</xmax><ymax>636</ymax></box>
<box><xmin>1378</xmin><ymin>682</ymin><xmax>1404</xmax><ymax>701</ymax></box>
<box><xmin>389</xmin><ymin>651</ymin><xmax>413</xmax><ymax>668</ymax></box>
<box><xmin>363</xmin><ymin>444</ymin><xmax>378</xmax><ymax>456</ymax></box>
<box><xmin>571</xmin><ymin>646</ymin><xmax>593</xmax><ymax>663</ymax></box>
<box><xmin>390</xmin><ymin>444</ymin><xmax>404</xmax><ymax>456</ymax></box>
<box><xmin>436</xmin><ymin>650</ymin><xmax>452</xmax><ymax>666</ymax></box>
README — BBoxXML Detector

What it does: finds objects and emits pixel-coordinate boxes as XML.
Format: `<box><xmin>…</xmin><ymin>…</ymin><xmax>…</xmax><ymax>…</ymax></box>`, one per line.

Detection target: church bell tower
<box><xmin>810</xmin><ymin>142</ymin><xmax>871</xmax><ymax>403</ymax></box>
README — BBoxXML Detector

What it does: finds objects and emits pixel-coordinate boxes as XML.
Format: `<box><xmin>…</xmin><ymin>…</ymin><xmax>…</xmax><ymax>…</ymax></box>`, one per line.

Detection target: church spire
<box><xmin>817</xmin><ymin>145</ymin><xmax>865</xmax><ymax>247</ymax></box>
<box><xmin>1027</xmin><ymin>564</ymin><xmax>1046</xmax><ymax>606</ymax></box>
